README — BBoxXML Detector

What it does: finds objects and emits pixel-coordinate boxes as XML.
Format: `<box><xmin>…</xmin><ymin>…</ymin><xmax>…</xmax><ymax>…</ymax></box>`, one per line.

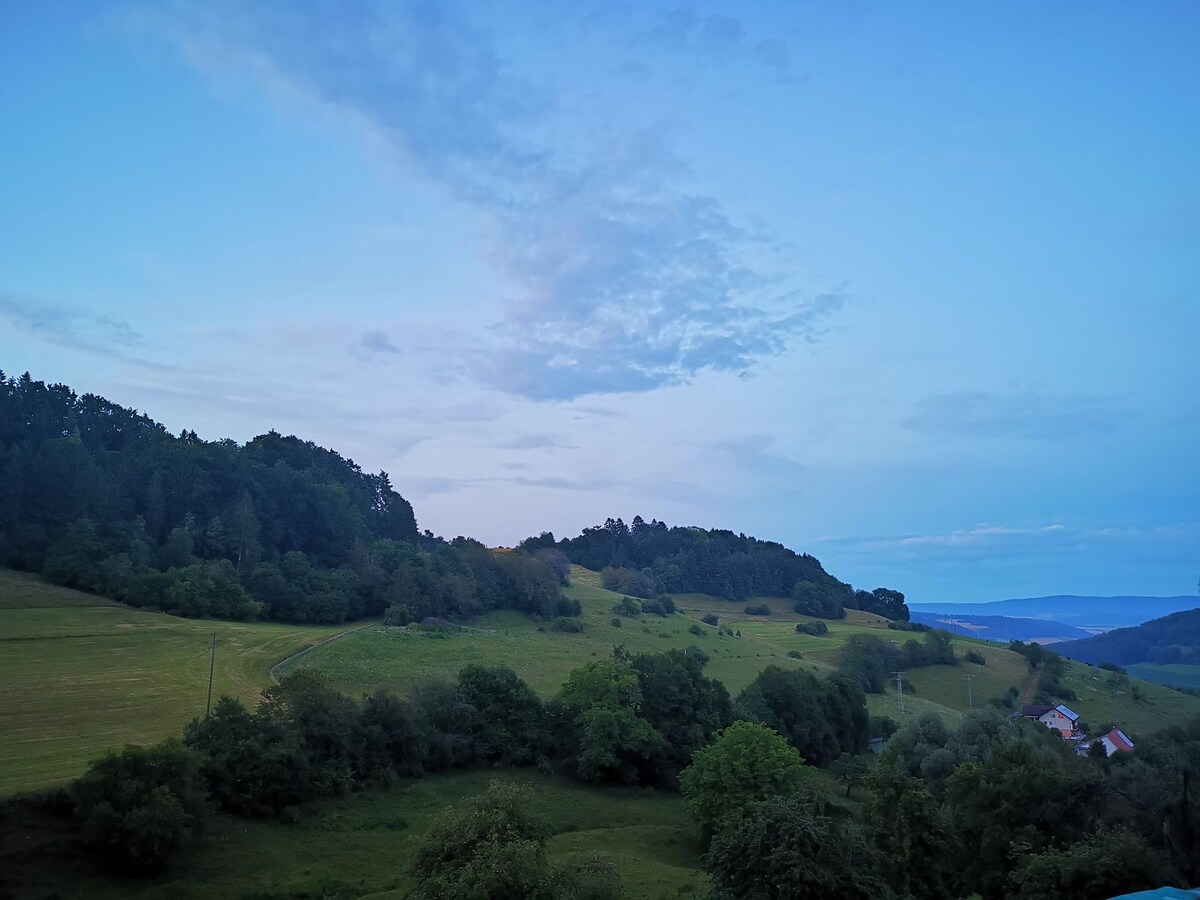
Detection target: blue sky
<box><xmin>2</xmin><ymin>1</ymin><xmax>1198</xmax><ymax>602</ymax></box>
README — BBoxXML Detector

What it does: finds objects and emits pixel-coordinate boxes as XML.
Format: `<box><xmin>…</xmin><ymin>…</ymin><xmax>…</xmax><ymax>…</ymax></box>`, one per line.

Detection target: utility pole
<box><xmin>892</xmin><ymin>671</ymin><xmax>906</xmax><ymax>716</ymax></box>
<box><xmin>964</xmin><ymin>673</ymin><xmax>975</xmax><ymax>708</ymax></box>
<box><xmin>205</xmin><ymin>632</ymin><xmax>216</xmax><ymax>717</ymax></box>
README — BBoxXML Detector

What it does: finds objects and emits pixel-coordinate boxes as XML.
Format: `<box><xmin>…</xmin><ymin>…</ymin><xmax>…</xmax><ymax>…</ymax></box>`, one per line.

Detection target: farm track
<box><xmin>268</xmin><ymin>624</ymin><xmax>371</xmax><ymax>684</ymax></box>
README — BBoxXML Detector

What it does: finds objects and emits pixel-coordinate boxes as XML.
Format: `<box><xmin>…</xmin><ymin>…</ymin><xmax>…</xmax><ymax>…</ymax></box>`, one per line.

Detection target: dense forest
<box><xmin>1058</xmin><ymin>608</ymin><xmax>1200</xmax><ymax>666</ymax></box>
<box><xmin>0</xmin><ymin>371</ymin><xmax>571</xmax><ymax>624</ymax></box>
<box><xmin>522</xmin><ymin>517</ymin><xmax>909</xmax><ymax>621</ymax></box>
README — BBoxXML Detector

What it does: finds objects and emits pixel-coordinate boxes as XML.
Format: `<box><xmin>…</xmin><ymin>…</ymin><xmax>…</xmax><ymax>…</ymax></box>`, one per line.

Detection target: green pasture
<box><xmin>1127</xmin><ymin>663</ymin><xmax>1200</xmax><ymax>691</ymax></box>
<box><xmin>282</xmin><ymin>567</ymin><xmax>898</xmax><ymax>696</ymax></box>
<box><xmin>1</xmin><ymin>769</ymin><xmax>707</xmax><ymax>900</ymax></box>
<box><xmin>0</xmin><ymin>569</ymin><xmax>345</xmax><ymax>796</ymax></box>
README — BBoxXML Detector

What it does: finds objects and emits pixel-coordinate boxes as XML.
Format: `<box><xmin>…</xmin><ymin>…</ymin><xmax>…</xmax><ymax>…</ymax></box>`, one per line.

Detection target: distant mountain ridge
<box><xmin>1057</xmin><ymin>608</ymin><xmax>1200</xmax><ymax>667</ymax></box>
<box><xmin>910</xmin><ymin>595</ymin><xmax>1199</xmax><ymax>630</ymax></box>
<box><xmin>910</xmin><ymin>611</ymin><xmax>1090</xmax><ymax>643</ymax></box>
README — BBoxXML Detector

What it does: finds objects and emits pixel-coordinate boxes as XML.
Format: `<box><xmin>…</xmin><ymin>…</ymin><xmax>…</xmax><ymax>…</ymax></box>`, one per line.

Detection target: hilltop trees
<box><xmin>536</xmin><ymin>516</ymin><xmax>909</xmax><ymax>621</ymax></box>
<box><xmin>0</xmin><ymin>372</ymin><xmax>568</xmax><ymax>625</ymax></box>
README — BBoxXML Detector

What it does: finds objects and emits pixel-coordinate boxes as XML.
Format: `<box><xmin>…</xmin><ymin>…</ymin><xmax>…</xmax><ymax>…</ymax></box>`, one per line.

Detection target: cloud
<box><xmin>902</xmin><ymin>389</ymin><xmax>1127</xmax><ymax>440</ymax></box>
<box><xmin>137</xmin><ymin>1</ymin><xmax>836</xmax><ymax>400</ymax></box>
<box><xmin>497</xmin><ymin>433</ymin><xmax>576</xmax><ymax>450</ymax></box>
<box><xmin>0</xmin><ymin>292</ymin><xmax>168</xmax><ymax>368</ymax></box>
<box><xmin>355</xmin><ymin>329</ymin><xmax>401</xmax><ymax>356</ymax></box>
<box><xmin>633</xmin><ymin>9</ymin><xmax>793</xmax><ymax>75</ymax></box>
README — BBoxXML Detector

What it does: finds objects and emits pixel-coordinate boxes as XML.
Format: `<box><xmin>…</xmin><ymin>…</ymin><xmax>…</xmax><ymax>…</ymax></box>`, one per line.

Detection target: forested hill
<box><xmin>522</xmin><ymin>516</ymin><xmax>909</xmax><ymax>621</ymax></box>
<box><xmin>0</xmin><ymin>371</ymin><xmax>569</xmax><ymax>625</ymax></box>
<box><xmin>1057</xmin><ymin>607</ymin><xmax>1200</xmax><ymax>666</ymax></box>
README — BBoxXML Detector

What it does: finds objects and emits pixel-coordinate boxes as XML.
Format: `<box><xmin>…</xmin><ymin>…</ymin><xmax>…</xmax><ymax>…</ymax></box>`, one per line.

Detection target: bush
<box><xmin>71</xmin><ymin>741</ymin><xmax>207</xmax><ymax>871</ymax></box>
<box><xmin>964</xmin><ymin>649</ymin><xmax>987</xmax><ymax>665</ymax></box>
<box><xmin>609</xmin><ymin>617</ymin><xmax>621</xmax><ymax>628</ymax></box>
<box><xmin>383</xmin><ymin>603</ymin><xmax>413</xmax><ymax>626</ymax></box>
<box><xmin>795</xmin><ymin>621</ymin><xmax>828</xmax><ymax>636</ymax></box>
<box><xmin>744</xmin><ymin>603</ymin><xmax>771</xmax><ymax>616</ymax></box>
<box><xmin>612</xmin><ymin>597</ymin><xmax>641</xmax><ymax>618</ymax></box>
<box><xmin>689</xmin><ymin>623</ymin><xmax>705</xmax><ymax>637</ymax></box>
<box><xmin>553</xmin><ymin>617</ymin><xmax>584</xmax><ymax>633</ymax></box>
<box><xmin>702</xmin><ymin>613</ymin><xmax>719</xmax><ymax>626</ymax></box>
<box><xmin>640</xmin><ymin>595</ymin><xmax>677</xmax><ymax>617</ymax></box>
<box><xmin>787</xmin><ymin>650</ymin><xmax>803</xmax><ymax>659</ymax></box>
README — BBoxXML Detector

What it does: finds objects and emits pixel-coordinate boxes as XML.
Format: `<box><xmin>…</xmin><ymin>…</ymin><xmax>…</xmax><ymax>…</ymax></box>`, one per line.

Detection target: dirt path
<box><xmin>268</xmin><ymin>624</ymin><xmax>371</xmax><ymax>684</ymax></box>
<box><xmin>1017</xmin><ymin>664</ymin><xmax>1041</xmax><ymax>704</ymax></box>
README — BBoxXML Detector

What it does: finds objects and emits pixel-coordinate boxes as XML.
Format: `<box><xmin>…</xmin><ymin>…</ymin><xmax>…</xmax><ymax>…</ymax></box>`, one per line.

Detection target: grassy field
<box><xmin>286</xmin><ymin>567</ymin><xmax>1200</xmax><ymax>741</ymax></box>
<box><xmin>1127</xmin><ymin>663</ymin><xmax>1200</xmax><ymax>691</ymax></box>
<box><xmin>0</xmin><ymin>570</ymin><xmax>347</xmax><ymax>796</ymax></box>
<box><xmin>5</xmin><ymin>564</ymin><xmax>1199</xmax><ymax>801</ymax></box>
<box><xmin>282</xmin><ymin>567</ymin><xmax>898</xmax><ymax>696</ymax></box>
<box><xmin>1</xmin><ymin>769</ymin><xmax>707</xmax><ymax>900</ymax></box>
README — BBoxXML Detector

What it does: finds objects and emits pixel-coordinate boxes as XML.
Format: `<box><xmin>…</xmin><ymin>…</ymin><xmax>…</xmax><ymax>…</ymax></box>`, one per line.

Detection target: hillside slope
<box><xmin>1058</xmin><ymin>607</ymin><xmax>1200</xmax><ymax>666</ymax></box>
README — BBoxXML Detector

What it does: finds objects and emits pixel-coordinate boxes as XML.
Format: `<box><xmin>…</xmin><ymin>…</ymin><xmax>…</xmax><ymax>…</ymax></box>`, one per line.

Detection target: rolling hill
<box><xmin>1057</xmin><ymin>607</ymin><xmax>1200</xmax><ymax>667</ymax></box>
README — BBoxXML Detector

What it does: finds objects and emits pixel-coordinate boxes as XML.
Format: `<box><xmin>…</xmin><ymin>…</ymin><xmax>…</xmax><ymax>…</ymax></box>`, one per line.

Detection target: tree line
<box><xmin>0</xmin><ymin>372</ymin><xmax>569</xmax><ymax>624</ymax></box>
<box><xmin>522</xmin><ymin>516</ymin><xmax>910</xmax><ymax>621</ymax></box>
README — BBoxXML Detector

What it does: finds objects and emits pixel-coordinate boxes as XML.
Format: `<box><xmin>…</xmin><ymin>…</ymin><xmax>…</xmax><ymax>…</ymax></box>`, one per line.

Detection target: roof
<box><xmin>1021</xmin><ymin>704</ymin><xmax>1053</xmax><ymax>718</ymax></box>
<box><xmin>1106</xmin><ymin>728</ymin><xmax>1135</xmax><ymax>752</ymax></box>
<box><xmin>1054</xmin><ymin>704</ymin><xmax>1080</xmax><ymax>722</ymax></box>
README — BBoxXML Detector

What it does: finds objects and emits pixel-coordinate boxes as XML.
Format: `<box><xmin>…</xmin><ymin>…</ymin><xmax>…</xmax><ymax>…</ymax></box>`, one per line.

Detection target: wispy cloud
<box><xmin>0</xmin><ymin>292</ymin><xmax>169</xmax><ymax>369</ymax></box>
<box><xmin>902</xmin><ymin>389</ymin><xmax>1127</xmax><ymax>440</ymax></box>
<box><xmin>354</xmin><ymin>329</ymin><xmax>401</xmax><ymax>357</ymax></box>
<box><xmin>134</xmin><ymin>1</ymin><xmax>838</xmax><ymax>400</ymax></box>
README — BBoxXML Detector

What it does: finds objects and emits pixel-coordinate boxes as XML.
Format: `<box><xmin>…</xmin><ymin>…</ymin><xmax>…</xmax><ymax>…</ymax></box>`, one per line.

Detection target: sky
<box><xmin>2</xmin><ymin>1</ymin><xmax>1198</xmax><ymax>603</ymax></box>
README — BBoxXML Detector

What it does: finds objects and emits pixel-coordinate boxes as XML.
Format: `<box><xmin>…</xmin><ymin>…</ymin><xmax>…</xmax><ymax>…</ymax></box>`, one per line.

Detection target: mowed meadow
<box><xmin>4</xmin><ymin>565</ymin><xmax>1198</xmax><ymax>798</ymax></box>
<box><xmin>0</xmin><ymin>570</ymin><xmax>345</xmax><ymax>795</ymax></box>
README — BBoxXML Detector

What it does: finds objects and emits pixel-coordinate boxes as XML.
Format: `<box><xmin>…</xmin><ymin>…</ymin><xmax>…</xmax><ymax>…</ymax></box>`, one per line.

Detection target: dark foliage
<box><xmin>537</xmin><ymin>516</ymin><xmax>909</xmax><ymax>620</ymax></box>
<box><xmin>794</xmin><ymin>621</ymin><xmax>828</xmax><ymax>636</ymax></box>
<box><xmin>1059</xmin><ymin>608</ymin><xmax>1200</xmax><ymax>666</ymax></box>
<box><xmin>0</xmin><ymin>372</ymin><xmax>567</xmax><ymax>625</ymax></box>
<box><xmin>706</xmin><ymin>788</ymin><xmax>895</xmax><ymax>900</ymax></box>
<box><xmin>70</xmin><ymin>741</ymin><xmax>207</xmax><ymax>871</ymax></box>
<box><xmin>734</xmin><ymin>666</ymin><xmax>868</xmax><ymax>766</ymax></box>
<box><xmin>835</xmin><ymin>631</ymin><xmax>958</xmax><ymax>693</ymax></box>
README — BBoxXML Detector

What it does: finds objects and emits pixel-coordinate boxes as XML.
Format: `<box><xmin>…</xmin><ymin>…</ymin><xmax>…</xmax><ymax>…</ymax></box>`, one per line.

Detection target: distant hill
<box><xmin>910</xmin><ymin>595</ymin><xmax>1199</xmax><ymax>630</ymax></box>
<box><xmin>1057</xmin><ymin>607</ymin><xmax>1200</xmax><ymax>666</ymax></box>
<box><xmin>910</xmin><ymin>611</ymin><xmax>1090</xmax><ymax>643</ymax></box>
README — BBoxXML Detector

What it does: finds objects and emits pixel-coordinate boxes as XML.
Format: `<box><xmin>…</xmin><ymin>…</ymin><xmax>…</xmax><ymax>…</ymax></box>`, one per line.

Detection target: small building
<box><xmin>1075</xmin><ymin>727</ymin><xmax>1135</xmax><ymax>758</ymax></box>
<box><xmin>1020</xmin><ymin>703</ymin><xmax>1080</xmax><ymax>737</ymax></box>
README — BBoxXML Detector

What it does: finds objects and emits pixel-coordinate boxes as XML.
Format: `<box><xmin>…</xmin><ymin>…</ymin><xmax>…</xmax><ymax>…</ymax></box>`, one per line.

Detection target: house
<box><xmin>1020</xmin><ymin>703</ymin><xmax>1080</xmax><ymax>737</ymax></box>
<box><xmin>1088</xmin><ymin>727</ymin><xmax>1135</xmax><ymax>757</ymax></box>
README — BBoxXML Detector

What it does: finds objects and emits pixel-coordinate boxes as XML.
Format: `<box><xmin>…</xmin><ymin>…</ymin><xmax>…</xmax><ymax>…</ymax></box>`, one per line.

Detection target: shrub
<box><xmin>690</xmin><ymin>623</ymin><xmax>705</xmax><ymax>637</ymax></box>
<box><xmin>71</xmin><ymin>740</ymin><xmax>207</xmax><ymax>871</ymax></box>
<box><xmin>964</xmin><ymin>649</ymin><xmax>987</xmax><ymax>665</ymax></box>
<box><xmin>553</xmin><ymin>617</ymin><xmax>584</xmax><ymax>633</ymax></box>
<box><xmin>383</xmin><ymin>603</ymin><xmax>413</xmax><ymax>626</ymax></box>
<box><xmin>787</xmin><ymin>650</ymin><xmax>803</xmax><ymax>659</ymax></box>
<box><xmin>744</xmin><ymin>604</ymin><xmax>771</xmax><ymax>616</ymax></box>
<box><xmin>609</xmin><ymin>617</ymin><xmax>622</xmax><ymax>628</ymax></box>
<box><xmin>702</xmin><ymin>613</ymin><xmax>719</xmax><ymax>626</ymax></box>
<box><xmin>612</xmin><ymin>598</ymin><xmax>642</xmax><ymax>618</ymax></box>
<box><xmin>795</xmin><ymin>621</ymin><xmax>828</xmax><ymax>636</ymax></box>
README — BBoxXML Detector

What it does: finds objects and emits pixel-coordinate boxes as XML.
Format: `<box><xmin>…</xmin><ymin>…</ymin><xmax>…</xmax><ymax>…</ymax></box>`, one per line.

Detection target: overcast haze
<box><xmin>2</xmin><ymin>1</ymin><xmax>1198</xmax><ymax>602</ymax></box>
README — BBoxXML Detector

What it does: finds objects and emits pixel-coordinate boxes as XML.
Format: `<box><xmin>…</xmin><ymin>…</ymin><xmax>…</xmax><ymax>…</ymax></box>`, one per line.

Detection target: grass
<box><xmin>0</xmin><ymin>769</ymin><xmax>708</xmax><ymax>900</ymax></box>
<box><xmin>0</xmin><ymin>569</ymin><xmax>347</xmax><ymax>796</ymax></box>
<box><xmin>1058</xmin><ymin>658</ymin><xmax>1200</xmax><ymax>735</ymax></box>
<box><xmin>283</xmin><ymin>567</ymin><xmax>899</xmax><ymax>696</ymax></box>
<box><xmin>1127</xmin><ymin>663</ymin><xmax>1200</xmax><ymax>691</ymax></box>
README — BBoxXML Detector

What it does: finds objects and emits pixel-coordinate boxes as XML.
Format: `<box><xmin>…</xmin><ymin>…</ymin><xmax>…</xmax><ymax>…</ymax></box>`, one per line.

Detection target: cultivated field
<box><xmin>0</xmin><ymin>570</ymin><xmax>346</xmax><ymax>795</ymax></box>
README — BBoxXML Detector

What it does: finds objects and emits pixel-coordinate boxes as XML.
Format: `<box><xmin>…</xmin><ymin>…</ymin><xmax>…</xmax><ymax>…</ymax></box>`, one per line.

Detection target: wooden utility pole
<box><xmin>965</xmin><ymin>673</ymin><xmax>975</xmax><ymax>708</ymax></box>
<box><xmin>206</xmin><ymin>633</ymin><xmax>217</xmax><ymax>717</ymax></box>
